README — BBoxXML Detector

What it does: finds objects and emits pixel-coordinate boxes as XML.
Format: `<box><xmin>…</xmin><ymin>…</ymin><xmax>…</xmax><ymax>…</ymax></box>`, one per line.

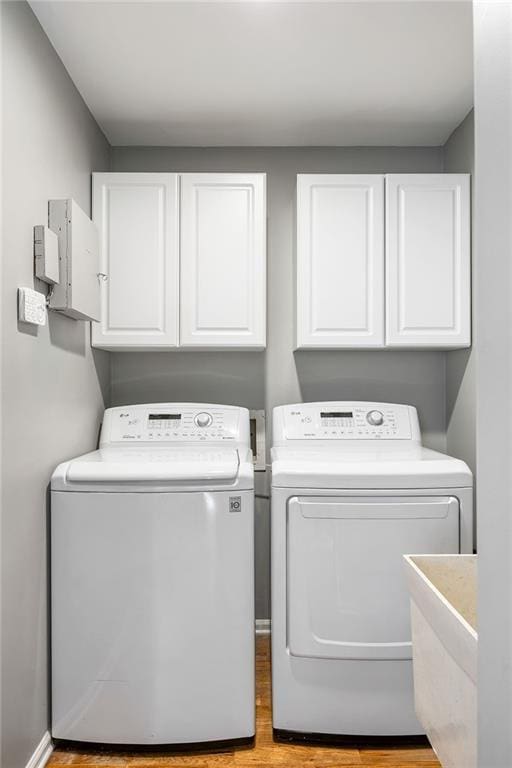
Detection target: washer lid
<box><xmin>52</xmin><ymin>447</ymin><xmax>249</xmax><ymax>491</ymax></box>
<box><xmin>271</xmin><ymin>446</ymin><xmax>472</xmax><ymax>489</ymax></box>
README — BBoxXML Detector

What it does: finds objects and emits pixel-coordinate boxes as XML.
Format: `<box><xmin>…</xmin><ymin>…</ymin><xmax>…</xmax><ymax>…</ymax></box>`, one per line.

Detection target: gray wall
<box><xmin>1</xmin><ymin>4</ymin><xmax>110</xmax><ymax>767</ymax></box>
<box><xmin>443</xmin><ymin>111</ymin><xmax>476</xmax><ymax>542</ymax></box>
<box><xmin>474</xmin><ymin>4</ymin><xmax>512</xmax><ymax>765</ymax></box>
<box><xmin>111</xmin><ymin>146</ymin><xmax>447</xmax><ymax>620</ymax></box>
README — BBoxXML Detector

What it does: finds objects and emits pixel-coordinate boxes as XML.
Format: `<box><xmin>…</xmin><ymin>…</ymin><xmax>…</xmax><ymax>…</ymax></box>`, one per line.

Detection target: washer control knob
<box><xmin>195</xmin><ymin>412</ymin><xmax>213</xmax><ymax>428</ymax></box>
<box><xmin>367</xmin><ymin>410</ymin><xmax>384</xmax><ymax>426</ymax></box>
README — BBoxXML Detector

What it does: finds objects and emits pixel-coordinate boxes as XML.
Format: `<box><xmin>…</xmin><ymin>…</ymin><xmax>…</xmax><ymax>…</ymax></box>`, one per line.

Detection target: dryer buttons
<box><xmin>366</xmin><ymin>410</ymin><xmax>384</xmax><ymax>426</ymax></box>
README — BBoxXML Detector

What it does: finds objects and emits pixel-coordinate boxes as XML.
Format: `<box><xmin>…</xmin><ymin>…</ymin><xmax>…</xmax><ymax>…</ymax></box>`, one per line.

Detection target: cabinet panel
<box><xmin>386</xmin><ymin>174</ymin><xmax>470</xmax><ymax>348</ymax></box>
<box><xmin>179</xmin><ymin>174</ymin><xmax>266</xmax><ymax>348</ymax></box>
<box><xmin>296</xmin><ymin>174</ymin><xmax>385</xmax><ymax>348</ymax></box>
<box><xmin>91</xmin><ymin>173</ymin><xmax>179</xmax><ymax>350</ymax></box>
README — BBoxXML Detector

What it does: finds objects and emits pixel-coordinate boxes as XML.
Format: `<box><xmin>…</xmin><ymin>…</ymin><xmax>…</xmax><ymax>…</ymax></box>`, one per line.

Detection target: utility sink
<box><xmin>404</xmin><ymin>554</ymin><xmax>477</xmax><ymax>768</ymax></box>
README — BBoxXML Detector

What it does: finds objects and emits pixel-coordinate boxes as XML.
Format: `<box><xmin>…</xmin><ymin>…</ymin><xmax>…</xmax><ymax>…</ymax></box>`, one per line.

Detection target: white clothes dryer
<box><xmin>51</xmin><ymin>403</ymin><xmax>254</xmax><ymax>746</ymax></box>
<box><xmin>271</xmin><ymin>402</ymin><xmax>472</xmax><ymax>738</ymax></box>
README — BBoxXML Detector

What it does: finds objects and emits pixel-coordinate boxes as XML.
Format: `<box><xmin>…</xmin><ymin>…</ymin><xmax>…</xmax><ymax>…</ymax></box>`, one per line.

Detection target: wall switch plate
<box><xmin>18</xmin><ymin>287</ymin><xmax>47</xmax><ymax>326</ymax></box>
<box><xmin>34</xmin><ymin>224</ymin><xmax>59</xmax><ymax>284</ymax></box>
<box><xmin>250</xmin><ymin>410</ymin><xmax>266</xmax><ymax>471</ymax></box>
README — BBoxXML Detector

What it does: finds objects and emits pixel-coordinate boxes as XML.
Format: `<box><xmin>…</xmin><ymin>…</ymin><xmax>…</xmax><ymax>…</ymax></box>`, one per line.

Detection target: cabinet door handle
<box><xmin>97</xmin><ymin>272</ymin><xmax>108</xmax><ymax>282</ymax></box>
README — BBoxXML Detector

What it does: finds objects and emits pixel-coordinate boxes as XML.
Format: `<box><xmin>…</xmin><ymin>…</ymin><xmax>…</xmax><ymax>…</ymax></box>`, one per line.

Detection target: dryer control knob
<box><xmin>367</xmin><ymin>410</ymin><xmax>384</xmax><ymax>426</ymax></box>
<box><xmin>195</xmin><ymin>412</ymin><xmax>213</xmax><ymax>428</ymax></box>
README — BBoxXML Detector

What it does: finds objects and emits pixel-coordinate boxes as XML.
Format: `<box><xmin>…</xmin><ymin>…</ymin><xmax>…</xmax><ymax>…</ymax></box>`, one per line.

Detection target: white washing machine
<box><xmin>271</xmin><ymin>401</ymin><xmax>472</xmax><ymax>738</ymax></box>
<box><xmin>51</xmin><ymin>403</ymin><xmax>254</xmax><ymax>746</ymax></box>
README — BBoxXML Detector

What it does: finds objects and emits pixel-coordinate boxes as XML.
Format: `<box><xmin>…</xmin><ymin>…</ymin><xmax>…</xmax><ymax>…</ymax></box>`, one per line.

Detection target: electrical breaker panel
<box><xmin>48</xmin><ymin>199</ymin><xmax>101</xmax><ymax>322</ymax></box>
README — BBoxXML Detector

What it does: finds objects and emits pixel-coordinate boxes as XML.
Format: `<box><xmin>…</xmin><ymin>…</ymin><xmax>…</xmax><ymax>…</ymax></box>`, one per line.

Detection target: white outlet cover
<box><xmin>18</xmin><ymin>287</ymin><xmax>47</xmax><ymax>326</ymax></box>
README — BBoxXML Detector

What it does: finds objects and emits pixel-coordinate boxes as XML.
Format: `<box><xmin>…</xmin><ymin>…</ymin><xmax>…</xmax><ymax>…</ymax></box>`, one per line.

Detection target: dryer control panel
<box><xmin>101</xmin><ymin>404</ymin><xmax>248</xmax><ymax>445</ymax></box>
<box><xmin>275</xmin><ymin>402</ymin><xmax>417</xmax><ymax>442</ymax></box>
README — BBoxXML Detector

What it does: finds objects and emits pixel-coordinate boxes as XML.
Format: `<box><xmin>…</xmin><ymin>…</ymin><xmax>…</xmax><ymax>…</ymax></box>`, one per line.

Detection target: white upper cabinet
<box><xmin>296</xmin><ymin>173</ymin><xmax>471</xmax><ymax>350</ymax></box>
<box><xmin>296</xmin><ymin>174</ymin><xmax>385</xmax><ymax>348</ymax></box>
<box><xmin>92</xmin><ymin>173</ymin><xmax>179</xmax><ymax>350</ymax></box>
<box><xmin>386</xmin><ymin>174</ymin><xmax>471</xmax><ymax>348</ymax></box>
<box><xmin>91</xmin><ymin>172</ymin><xmax>266</xmax><ymax>350</ymax></box>
<box><xmin>179</xmin><ymin>174</ymin><xmax>266</xmax><ymax>348</ymax></box>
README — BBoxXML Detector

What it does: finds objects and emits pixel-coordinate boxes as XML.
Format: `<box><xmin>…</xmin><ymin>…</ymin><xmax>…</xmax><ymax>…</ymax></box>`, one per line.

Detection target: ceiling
<box><xmin>30</xmin><ymin>1</ymin><xmax>473</xmax><ymax>147</ymax></box>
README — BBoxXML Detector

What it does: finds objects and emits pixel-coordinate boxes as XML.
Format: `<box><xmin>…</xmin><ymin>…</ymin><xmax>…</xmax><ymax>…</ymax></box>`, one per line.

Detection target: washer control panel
<box><xmin>283</xmin><ymin>403</ymin><xmax>412</xmax><ymax>440</ymax></box>
<box><xmin>106</xmin><ymin>405</ymin><xmax>240</xmax><ymax>443</ymax></box>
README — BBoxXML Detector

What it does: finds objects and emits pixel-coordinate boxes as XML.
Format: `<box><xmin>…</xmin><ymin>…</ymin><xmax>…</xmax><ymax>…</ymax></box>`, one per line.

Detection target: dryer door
<box><xmin>287</xmin><ymin>495</ymin><xmax>459</xmax><ymax>660</ymax></box>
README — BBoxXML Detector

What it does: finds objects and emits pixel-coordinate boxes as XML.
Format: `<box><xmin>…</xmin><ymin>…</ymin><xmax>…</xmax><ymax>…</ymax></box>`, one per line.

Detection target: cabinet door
<box><xmin>179</xmin><ymin>174</ymin><xmax>266</xmax><ymax>348</ymax></box>
<box><xmin>386</xmin><ymin>174</ymin><xmax>470</xmax><ymax>348</ymax></box>
<box><xmin>296</xmin><ymin>174</ymin><xmax>385</xmax><ymax>349</ymax></box>
<box><xmin>91</xmin><ymin>173</ymin><xmax>179</xmax><ymax>350</ymax></box>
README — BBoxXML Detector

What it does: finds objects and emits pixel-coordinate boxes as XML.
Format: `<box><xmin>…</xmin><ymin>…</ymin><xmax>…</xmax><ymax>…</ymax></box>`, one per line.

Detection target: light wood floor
<box><xmin>48</xmin><ymin>635</ymin><xmax>440</xmax><ymax>767</ymax></box>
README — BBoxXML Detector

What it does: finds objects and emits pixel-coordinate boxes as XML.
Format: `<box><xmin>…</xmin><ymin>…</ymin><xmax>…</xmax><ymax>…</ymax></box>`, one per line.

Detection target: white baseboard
<box><xmin>25</xmin><ymin>731</ymin><xmax>53</xmax><ymax>768</ymax></box>
<box><xmin>256</xmin><ymin>619</ymin><xmax>271</xmax><ymax>634</ymax></box>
